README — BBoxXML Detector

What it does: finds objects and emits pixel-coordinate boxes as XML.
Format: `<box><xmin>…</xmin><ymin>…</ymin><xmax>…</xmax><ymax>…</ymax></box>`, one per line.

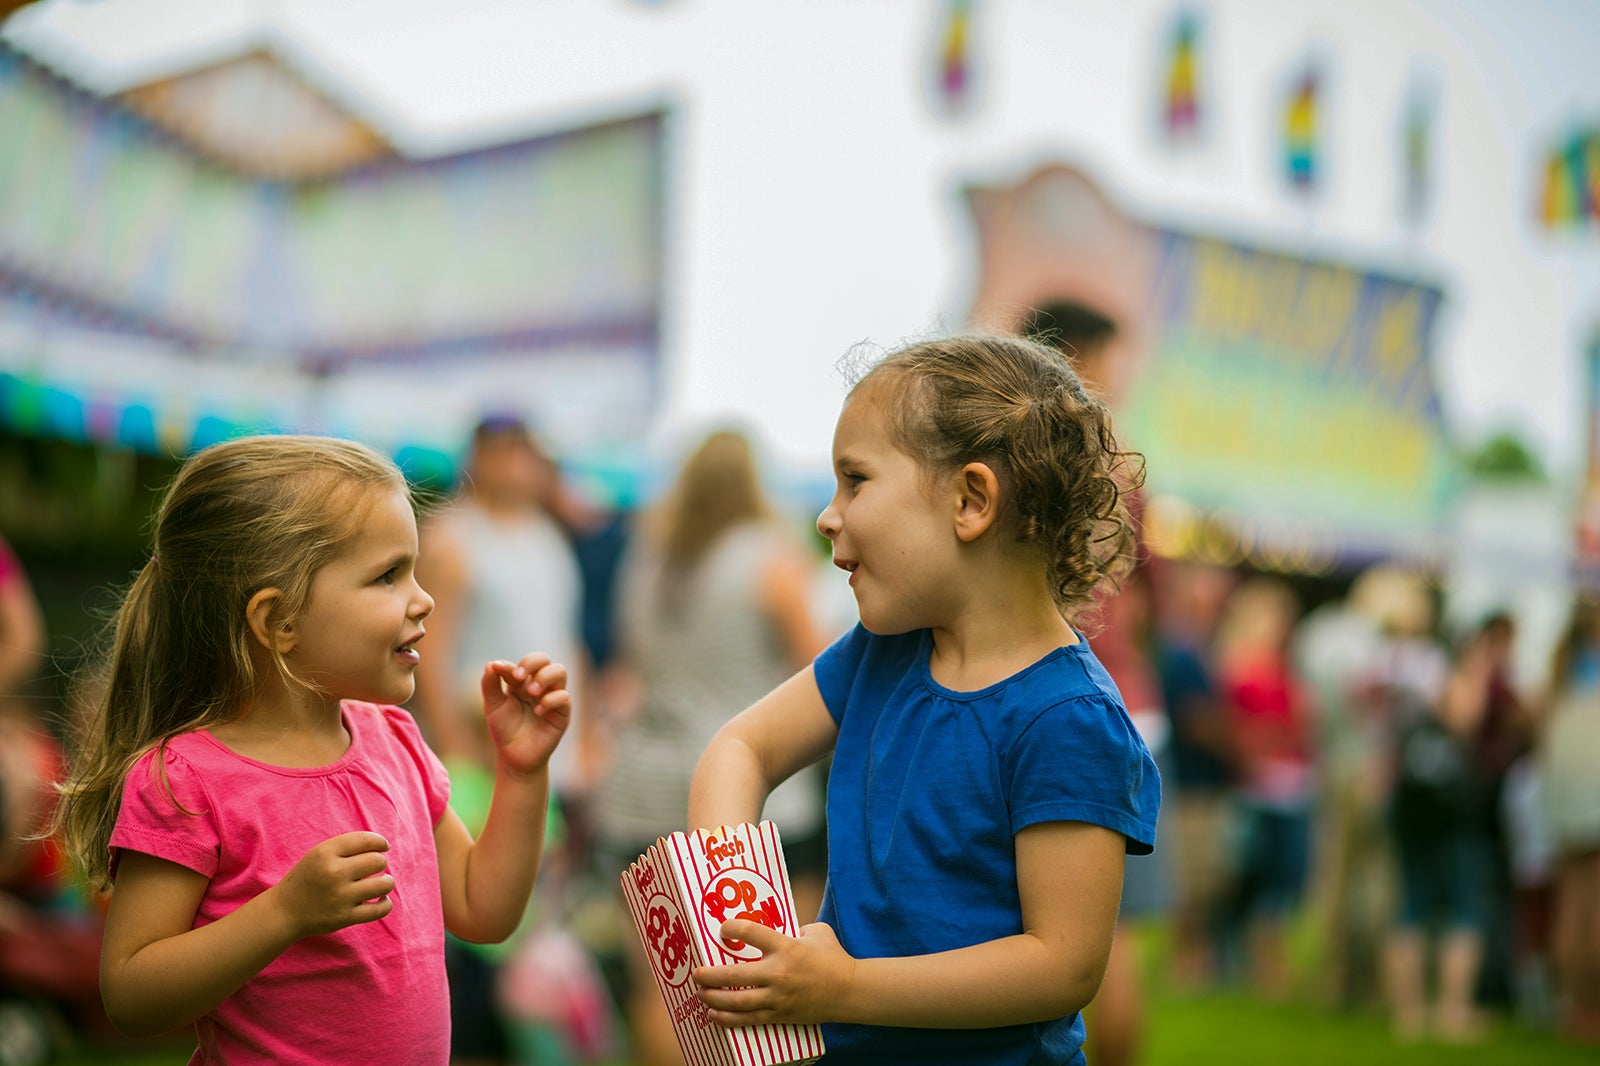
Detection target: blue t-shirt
<box><xmin>812</xmin><ymin>625</ymin><xmax>1161</xmax><ymax>1065</ymax></box>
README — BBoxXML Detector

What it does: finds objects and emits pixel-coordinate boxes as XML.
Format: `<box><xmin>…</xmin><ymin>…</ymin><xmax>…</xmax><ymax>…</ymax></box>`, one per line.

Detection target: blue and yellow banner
<box><xmin>1120</xmin><ymin>230</ymin><xmax>1452</xmax><ymax>563</ymax></box>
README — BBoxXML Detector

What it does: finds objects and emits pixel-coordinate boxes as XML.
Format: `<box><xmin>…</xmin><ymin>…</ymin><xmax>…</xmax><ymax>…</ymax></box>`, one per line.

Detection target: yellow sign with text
<box><xmin>1123</xmin><ymin>232</ymin><xmax>1452</xmax><ymax>557</ymax></box>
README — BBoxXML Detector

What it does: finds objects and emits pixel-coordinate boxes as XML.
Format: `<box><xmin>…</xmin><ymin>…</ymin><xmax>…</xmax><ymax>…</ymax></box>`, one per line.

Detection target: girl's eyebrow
<box><xmin>373</xmin><ymin>549</ymin><xmax>413</xmax><ymax>572</ymax></box>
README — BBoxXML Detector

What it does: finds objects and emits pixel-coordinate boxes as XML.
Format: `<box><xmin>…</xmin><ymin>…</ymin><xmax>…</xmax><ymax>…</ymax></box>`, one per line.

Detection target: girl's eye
<box><xmin>377</xmin><ymin>567</ymin><xmax>398</xmax><ymax>585</ymax></box>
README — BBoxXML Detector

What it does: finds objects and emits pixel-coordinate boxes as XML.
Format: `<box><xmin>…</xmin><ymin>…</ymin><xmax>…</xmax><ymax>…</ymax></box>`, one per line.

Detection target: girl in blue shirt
<box><xmin>688</xmin><ymin>334</ymin><xmax>1162</xmax><ymax>1064</ymax></box>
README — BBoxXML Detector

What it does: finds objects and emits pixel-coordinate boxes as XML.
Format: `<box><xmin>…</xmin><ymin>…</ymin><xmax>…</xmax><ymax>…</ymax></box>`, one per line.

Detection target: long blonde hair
<box><xmin>650</xmin><ymin>430</ymin><xmax>773</xmax><ymax>568</ymax></box>
<box><xmin>53</xmin><ymin>435</ymin><xmax>409</xmax><ymax>892</ymax></box>
<box><xmin>637</xmin><ymin>429</ymin><xmax>775</xmax><ymax>612</ymax></box>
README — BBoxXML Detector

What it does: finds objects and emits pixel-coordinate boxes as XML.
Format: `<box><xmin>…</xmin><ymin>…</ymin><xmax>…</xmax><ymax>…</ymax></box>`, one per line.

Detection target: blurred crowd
<box><xmin>1148</xmin><ymin>562</ymin><xmax>1594</xmax><ymax>1044</ymax></box>
<box><xmin>2</xmin><ymin>418</ymin><xmax>1600</xmax><ymax>1065</ymax></box>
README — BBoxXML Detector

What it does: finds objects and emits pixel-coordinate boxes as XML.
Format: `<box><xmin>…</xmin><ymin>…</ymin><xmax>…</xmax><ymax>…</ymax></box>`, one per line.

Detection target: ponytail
<box><xmin>50</xmin><ymin>434</ymin><xmax>407</xmax><ymax>893</ymax></box>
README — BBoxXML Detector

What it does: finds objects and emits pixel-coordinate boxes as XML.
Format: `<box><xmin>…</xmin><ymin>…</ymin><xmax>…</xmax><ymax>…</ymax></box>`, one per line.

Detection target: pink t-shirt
<box><xmin>111</xmin><ymin>702</ymin><xmax>452</xmax><ymax>1064</ymax></box>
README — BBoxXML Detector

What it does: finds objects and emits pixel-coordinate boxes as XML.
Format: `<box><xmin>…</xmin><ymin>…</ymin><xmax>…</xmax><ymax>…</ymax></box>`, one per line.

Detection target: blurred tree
<box><xmin>1464</xmin><ymin>431</ymin><xmax>1547</xmax><ymax>483</ymax></box>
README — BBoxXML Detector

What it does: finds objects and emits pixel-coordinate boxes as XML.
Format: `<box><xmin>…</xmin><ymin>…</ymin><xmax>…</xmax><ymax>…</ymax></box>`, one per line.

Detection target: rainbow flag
<box><xmin>1400</xmin><ymin>72</ymin><xmax>1436</xmax><ymax>225</ymax></box>
<box><xmin>1283</xmin><ymin>64</ymin><xmax>1319</xmax><ymax>191</ymax></box>
<box><xmin>937</xmin><ymin>0</ymin><xmax>976</xmax><ymax>112</ymax></box>
<box><xmin>1538</xmin><ymin>129</ymin><xmax>1599</xmax><ymax>227</ymax></box>
<box><xmin>1164</xmin><ymin>10</ymin><xmax>1200</xmax><ymax>139</ymax></box>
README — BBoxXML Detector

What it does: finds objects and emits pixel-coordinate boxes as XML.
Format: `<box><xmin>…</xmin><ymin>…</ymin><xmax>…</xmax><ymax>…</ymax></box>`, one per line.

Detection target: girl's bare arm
<box><xmin>694</xmin><ymin>820</ymin><xmax>1126</xmax><ymax>1029</ymax></box>
<box><xmin>435</xmin><ymin>655</ymin><xmax>569</xmax><ymax>943</ymax></box>
<box><xmin>101</xmin><ymin>833</ymin><xmax>395</xmax><ymax>1037</ymax></box>
<box><xmin>688</xmin><ymin>665</ymin><xmax>838</xmax><ymax>831</ymax></box>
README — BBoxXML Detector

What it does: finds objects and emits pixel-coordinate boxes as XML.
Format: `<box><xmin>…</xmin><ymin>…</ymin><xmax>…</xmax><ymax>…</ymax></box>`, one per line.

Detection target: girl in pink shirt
<box><xmin>50</xmin><ymin>434</ymin><xmax>571</xmax><ymax>1064</ymax></box>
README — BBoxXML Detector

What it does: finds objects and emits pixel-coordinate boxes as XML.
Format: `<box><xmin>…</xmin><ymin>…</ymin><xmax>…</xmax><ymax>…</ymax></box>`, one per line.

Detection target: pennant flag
<box><xmin>1538</xmin><ymin>129</ymin><xmax>1599</xmax><ymax>227</ymax></box>
<box><xmin>1163</xmin><ymin>9</ymin><xmax>1201</xmax><ymax>141</ymax></box>
<box><xmin>1283</xmin><ymin>62</ymin><xmax>1320</xmax><ymax>193</ymax></box>
<box><xmin>1399</xmin><ymin>71</ymin><xmax>1437</xmax><ymax>226</ymax></box>
<box><xmin>936</xmin><ymin>0</ymin><xmax>976</xmax><ymax>115</ymax></box>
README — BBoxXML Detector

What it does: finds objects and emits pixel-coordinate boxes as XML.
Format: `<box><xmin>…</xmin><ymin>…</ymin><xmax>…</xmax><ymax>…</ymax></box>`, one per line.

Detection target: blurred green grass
<box><xmin>1142</xmin><ymin>990</ymin><xmax>1590</xmax><ymax>1066</ymax></box>
<box><xmin>55</xmin><ymin>991</ymin><xmax>1593</xmax><ymax>1066</ymax></box>
<box><xmin>45</xmin><ymin>912</ymin><xmax>1595</xmax><ymax>1066</ymax></box>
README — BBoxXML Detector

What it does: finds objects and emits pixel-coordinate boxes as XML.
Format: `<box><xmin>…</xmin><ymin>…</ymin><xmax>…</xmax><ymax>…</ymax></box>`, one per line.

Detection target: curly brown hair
<box><xmin>848</xmin><ymin>334</ymin><xmax>1145</xmax><ymax>625</ymax></box>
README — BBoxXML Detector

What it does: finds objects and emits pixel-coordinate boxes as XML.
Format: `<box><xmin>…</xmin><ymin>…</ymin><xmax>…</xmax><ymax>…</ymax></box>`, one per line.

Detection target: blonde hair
<box><xmin>850</xmin><ymin>334</ymin><xmax>1144</xmax><ymax>625</ymax></box>
<box><xmin>53</xmin><ymin>434</ymin><xmax>409</xmax><ymax>892</ymax></box>
<box><xmin>649</xmin><ymin>429</ymin><xmax>773</xmax><ymax>571</ymax></box>
<box><xmin>1214</xmin><ymin>576</ymin><xmax>1301</xmax><ymax>663</ymax></box>
<box><xmin>636</xmin><ymin>429</ymin><xmax>775</xmax><ymax>614</ymax></box>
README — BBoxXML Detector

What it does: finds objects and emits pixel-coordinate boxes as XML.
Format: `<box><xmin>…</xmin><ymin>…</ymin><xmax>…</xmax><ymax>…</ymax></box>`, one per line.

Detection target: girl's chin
<box><xmin>855</xmin><ymin>612</ymin><xmax>916</xmax><ymax>637</ymax></box>
<box><xmin>345</xmin><ymin>680</ymin><xmax>417</xmax><ymax>706</ymax></box>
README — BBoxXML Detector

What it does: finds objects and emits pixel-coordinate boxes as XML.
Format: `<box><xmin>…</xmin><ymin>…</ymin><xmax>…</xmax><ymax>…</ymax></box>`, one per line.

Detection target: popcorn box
<box><xmin>621</xmin><ymin>820</ymin><xmax>825</xmax><ymax>1066</ymax></box>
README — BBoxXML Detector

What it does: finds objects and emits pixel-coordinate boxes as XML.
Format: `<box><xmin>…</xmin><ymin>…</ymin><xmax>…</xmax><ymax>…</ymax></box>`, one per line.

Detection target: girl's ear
<box><xmin>953</xmin><ymin>462</ymin><xmax>1001</xmax><ymax>543</ymax></box>
<box><xmin>245</xmin><ymin>588</ymin><xmax>296</xmax><ymax>653</ymax></box>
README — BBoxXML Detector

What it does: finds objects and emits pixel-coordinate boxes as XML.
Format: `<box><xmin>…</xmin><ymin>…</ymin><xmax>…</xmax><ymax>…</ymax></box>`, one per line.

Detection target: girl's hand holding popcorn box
<box><xmin>621</xmin><ymin>821</ymin><xmax>825</xmax><ymax>1066</ymax></box>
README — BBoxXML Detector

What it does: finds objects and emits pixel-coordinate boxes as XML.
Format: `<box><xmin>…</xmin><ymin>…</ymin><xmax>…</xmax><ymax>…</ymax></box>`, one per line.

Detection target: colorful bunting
<box><xmin>1538</xmin><ymin>129</ymin><xmax>1600</xmax><ymax>228</ymax></box>
<box><xmin>935</xmin><ymin>0</ymin><xmax>976</xmax><ymax>115</ymax></box>
<box><xmin>1399</xmin><ymin>70</ymin><xmax>1438</xmax><ymax>226</ymax></box>
<box><xmin>1283</xmin><ymin>60</ymin><xmax>1320</xmax><ymax>193</ymax></box>
<box><xmin>1162</xmin><ymin>9</ymin><xmax>1201</xmax><ymax>141</ymax></box>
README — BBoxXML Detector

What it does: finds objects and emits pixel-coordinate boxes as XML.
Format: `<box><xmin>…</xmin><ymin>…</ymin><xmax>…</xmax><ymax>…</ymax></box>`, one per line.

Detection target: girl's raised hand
<box><xmin>480</xmin><ymin>653</ymin><xmax>571</xmax><ymax>776</ymax></box>
<box><xmin>270</xmin><ymin>831</ymin><xmax>396</xmax><ymax>938</ymax></box>
<box><xmin>693</xmin><ymin>920</ymin><xmax>856</xmax><ymax>1028</ymax></box>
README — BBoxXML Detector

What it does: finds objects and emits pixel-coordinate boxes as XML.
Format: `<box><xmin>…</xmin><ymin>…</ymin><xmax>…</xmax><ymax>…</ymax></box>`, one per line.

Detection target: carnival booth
<box><xmin>0</xmin><ymin>39</ymin><xmax>667</xmax><ymax>495</ymax></box>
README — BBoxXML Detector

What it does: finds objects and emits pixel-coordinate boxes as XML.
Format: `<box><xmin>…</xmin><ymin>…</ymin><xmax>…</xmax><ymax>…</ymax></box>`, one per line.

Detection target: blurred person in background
<box><xmin>1151</xmin><ymin>558</ymin><xmax>1237</xmax><ymax>992</ymax></box>
<box><xmin>0</xmin><ymin>539</ymin><xmax>103</xmax><ymax>1052</ymax></box>
<box><xmin>413</xmin><ymin>415</ymin><xmax>593</xmax><ymax>1066</ymax></box>
<box><xmin>0</xmin><ymin>534</ymin><xmax>45</xmax><ymax>711</ymax></box>
<box><xmin>0</xmin><ymin>529</ymin><xmax>52</xmax><ymax>915</ymax></box>
<box><xmin>1022</xmin><ymin>300</ymin><xmax>1170</xmax><ymax>1066</ymax></box>
<box><xmin>1500</xmin><ymin>726</ymin><xmax>1557</xmax><ymax>1030</ymax></box>
<box><xmin>1461</xmin><ymin>610</ymin><xmax>1534</xmax><ymax>1015</ymax></box>
<box><xmin>0</xmin><ymin>534</ymin><xmax>60</xmax><ymax>903</ymax></box>
<box><xmin>0</xmin><ymin>696</ymin><xmax>109</xmax><ymax>1055</ymax></box>
<box><xmin>591</xmin><ymin>427</ymin><xmax>832</xmax><ymax>1066</ymax></box>
<box><xmin>1382</xmin><ymin>614</ymin><xmax>1508</xmax><ymax>1043</ymax></box>
<box><xmin>1293</xmin><ymin>565</ymin><xmax>1447</xmax><ymax>1010</ymax></box>
<box><xmin>1213</xmin><ymin>575</ymin><xmax>1315</xmax><ymax>1000</ymax></box>
<box><xmin>1536</xmin><ymin>598</ymin><xmax>1600</xmax><ymax>1043</ymax></box>
<box><xmin>415</xmin><ymin>415</ymin><xmax>592</xmax><ymax>785</ymax></box>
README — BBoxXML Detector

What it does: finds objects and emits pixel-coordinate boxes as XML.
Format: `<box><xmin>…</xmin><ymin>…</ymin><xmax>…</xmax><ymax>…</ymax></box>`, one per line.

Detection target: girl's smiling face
<box><xmin>285</xmin><ymin>486</ymin><xmax>434</xmax><ymax>708</ymax></box>
<box><xmin>816</xmin><ymin>388</ymin><xmax>962</xmax><ymax>636</ymax></box>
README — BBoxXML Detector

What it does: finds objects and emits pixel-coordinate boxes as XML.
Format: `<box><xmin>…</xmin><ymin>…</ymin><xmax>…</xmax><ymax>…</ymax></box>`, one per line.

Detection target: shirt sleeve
<box><xmin>379</xmin><ymin>705</ymin><xmax>452</xmax><ymax>826</ymax></box>
<box><xmin>110</xmin><ymin>743</ymin><xmax>222</xmax><ymax>880</ymax></box>
<box><xmin>811</xmin><ymin>623</ymin><xmax>873</xmax><ymax>726</ymax></box>
<box><xmin>1005</xmin><ymin>694</ymin><xmax>1162</xmax><ymax>855</ymax></box>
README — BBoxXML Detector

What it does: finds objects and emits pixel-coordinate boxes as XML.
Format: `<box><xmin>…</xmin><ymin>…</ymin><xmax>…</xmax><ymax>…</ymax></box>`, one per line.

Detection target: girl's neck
<box><xmin>210</xmin><ymin>685</ymin><xmax>351</xmax><ymax>768</ymax></box>
<box><xmin>927</xmin><ymin>592</ymin><xmax>1078</xmax><ymax>692</ymax></box>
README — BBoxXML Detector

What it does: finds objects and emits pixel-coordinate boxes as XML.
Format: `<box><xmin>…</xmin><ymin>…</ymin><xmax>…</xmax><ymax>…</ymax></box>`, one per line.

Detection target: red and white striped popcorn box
<box><xmin>621</xmin><ymin>820</ymin><xmax>825</xmax><ymax>1066</ymax></box>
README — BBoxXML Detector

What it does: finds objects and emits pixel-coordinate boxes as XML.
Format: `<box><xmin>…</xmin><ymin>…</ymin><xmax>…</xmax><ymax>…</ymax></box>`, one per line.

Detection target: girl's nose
<box><xmin>413</xmin><ymin>582</ymin><xmax>435</xmax><ymax>620</ymax></box>
<box><xmin>816</xmin><ymin>500</ymin><xmax>841</xmax><ymax>540</ymax></box>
